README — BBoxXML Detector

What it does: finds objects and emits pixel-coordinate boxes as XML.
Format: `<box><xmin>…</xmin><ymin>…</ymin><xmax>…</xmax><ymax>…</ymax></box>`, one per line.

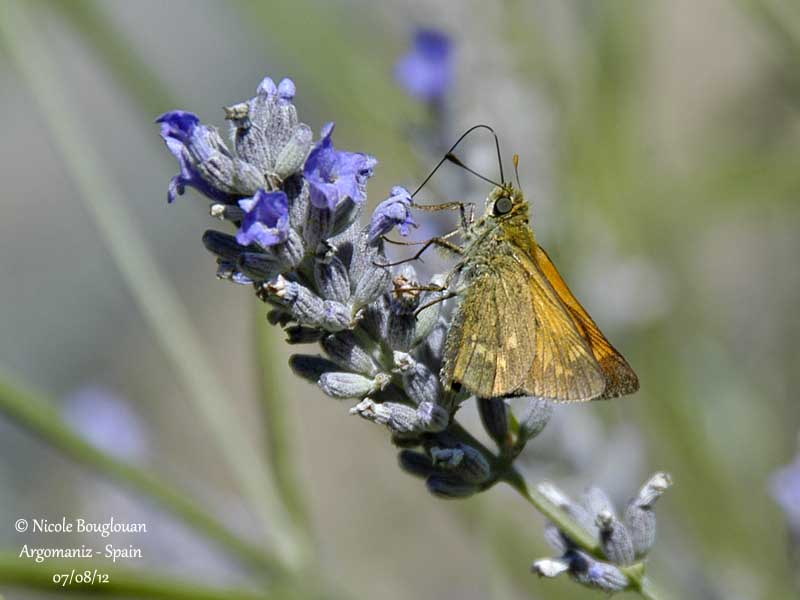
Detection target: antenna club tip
<box><xmin>513</xmin><ymin>154</ymin><xmax>520</xmax><ymax>168</ymax></box>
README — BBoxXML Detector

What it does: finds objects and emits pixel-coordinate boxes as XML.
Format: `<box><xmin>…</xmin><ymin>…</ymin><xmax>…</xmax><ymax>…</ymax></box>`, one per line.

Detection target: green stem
<box><xmin>504</xmin><ymin>470</ymin><xmax>600</xmax><ymax>554</ymax></box>
<box><xmin>0</xmin><ymin>375</ymin><xmax>284</xmax><ymax>577</ymax></box>
<box><xmin>254</xmin><ymin>312</ymin><xmax>313</xmax><ymax>554</ymax></box>
<box><xmin>0</xmin><ymin>0</ymin><xmax>299</xmax><ymax>566</ymax></box>
<box><xmin>0</xmin><ymin>553</ymin><xmax>270</xmax><ymax>600</ymax></box>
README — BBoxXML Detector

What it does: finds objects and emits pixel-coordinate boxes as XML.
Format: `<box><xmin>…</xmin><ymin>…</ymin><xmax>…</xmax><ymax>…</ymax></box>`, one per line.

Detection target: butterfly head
<box><xmin>486</xmin><ymin>183</ymin><xmax>527</xmax><ymax>220</ymax></box>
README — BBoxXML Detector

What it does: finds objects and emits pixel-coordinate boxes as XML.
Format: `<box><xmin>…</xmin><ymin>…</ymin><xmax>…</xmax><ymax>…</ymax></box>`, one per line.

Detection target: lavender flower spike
<box><xmin>368</xmin><ymin>185</ymin><xmax>416</xmax><ymax>243</ymax></box>
<box><xmin>237</xmin><ymin>189</ymin><xmax>290</xmax><ymax>248</ymax></box>
<box><xmin>395</xmin><ymin>28</ymin><xmax>453</xmax><ymax>103</ymax></box>
<box><xmin>303</xmin><ymin>122</ymin><xmax>377</xmax><ymax>210</ymax></box>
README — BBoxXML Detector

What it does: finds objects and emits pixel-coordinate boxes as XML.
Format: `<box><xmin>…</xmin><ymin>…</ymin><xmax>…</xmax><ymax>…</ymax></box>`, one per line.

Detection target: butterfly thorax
<box><xmin>459</xmin><ymin>184</ymin><xmax>533</xmax><ymax>279</ymax></box>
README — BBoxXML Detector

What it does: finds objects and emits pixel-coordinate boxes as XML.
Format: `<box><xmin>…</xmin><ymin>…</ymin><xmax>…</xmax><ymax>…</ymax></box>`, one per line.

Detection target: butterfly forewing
<box><xmin>534</xmin><ymin>245</ymin><xmax>640</xmax><ymax>398</ymax></box>
<box><xmin>517</xmin><ymin>248</ymin><xmax>606</xmax><ymax>402</ymax></box>
<box><xmin>442</xmin><ymin>255</ymin><xmax>537</xmax><ymax>398</ymax></box>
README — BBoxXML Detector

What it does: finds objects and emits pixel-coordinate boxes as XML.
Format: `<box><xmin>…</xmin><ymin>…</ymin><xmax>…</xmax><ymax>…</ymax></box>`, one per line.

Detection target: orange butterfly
<box><xmin>438</xmin><ymin>181</ymin><xmax>639</xmax><ymax>402</ymax></box>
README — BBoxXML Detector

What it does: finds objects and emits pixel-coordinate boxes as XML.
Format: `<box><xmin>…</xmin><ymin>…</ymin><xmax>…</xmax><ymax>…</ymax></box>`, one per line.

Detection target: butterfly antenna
<box><xmin>513</xmin><ymin>153</ymin><xmax>522</xmax><ymax>188</ymax></box>
<box><xmin>412</xmin><ymin>124</ymin><xmax>505</xmax><ymax>197</ymax></box>
<box><xmin>445</xmin><ymin>153</ymin><xmax>501</xmax><ymax>187</ymax></box>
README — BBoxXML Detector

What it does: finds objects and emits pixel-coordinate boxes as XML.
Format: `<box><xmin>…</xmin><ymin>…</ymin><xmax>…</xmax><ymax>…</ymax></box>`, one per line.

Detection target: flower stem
<box><xmin>0</xmin><ymin>375</ymin><xmax>285</xmax><ymax>577</ymax></box>
<box><xmin>503</xmin><ymin>469</ymin><xmax>600</xmax><ymax>553</ymax></box>
<box><xmin>0</xmin><ymin>0</ymin><xmax>299</xmax><ymax>566</ymax></box>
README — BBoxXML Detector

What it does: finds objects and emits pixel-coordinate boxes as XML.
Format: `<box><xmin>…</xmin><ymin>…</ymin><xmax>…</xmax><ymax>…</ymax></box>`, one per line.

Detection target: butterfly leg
<box><xmin>413</xmin><ymin>291</ymin><xmax>459</xmax><ymax>317</ymax></box>
<box><xmin>414</xmin><ymin>201</ymin><xmax>474</xmax><ymax>230</ymax></box>
<box><xmin>374</xmin><ymin>236</ymin><xmax>464</xmax><ymax>268</ymax></box>
<box><xmin>382</xmin><ymin>227</ymin><xmax>460</xmax><ymax>246</ymax></box>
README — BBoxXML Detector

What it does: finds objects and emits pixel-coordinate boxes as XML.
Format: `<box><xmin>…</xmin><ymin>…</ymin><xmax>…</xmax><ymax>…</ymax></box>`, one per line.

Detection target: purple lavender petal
<box><xmin>304</xmin><ymin>122</ymin><xmax>377</xmax><ymax>210</ymax></box>
<box><xmin>236</xmin><ymin>189</ymin><xmax>290</xmax><ymax>248</ymax></box>
<box><xmin>369</xmin><ymin>185</ymin><xmax>416</xmax><ymax>242</ymax></box>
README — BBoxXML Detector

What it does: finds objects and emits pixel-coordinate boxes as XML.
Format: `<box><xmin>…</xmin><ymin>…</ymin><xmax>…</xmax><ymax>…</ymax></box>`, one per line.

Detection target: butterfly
<box><xmin>437</xmin><ymin>179</ymin><xmax>639</xmax><ymax>402</ymax></box>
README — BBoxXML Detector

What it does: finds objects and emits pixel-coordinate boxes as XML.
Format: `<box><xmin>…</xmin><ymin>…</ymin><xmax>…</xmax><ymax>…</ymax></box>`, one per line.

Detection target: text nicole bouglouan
<box><xmin>14</xmin><ymin>516</ymin><xmax>148</xmax><ymax>587</ymax></box>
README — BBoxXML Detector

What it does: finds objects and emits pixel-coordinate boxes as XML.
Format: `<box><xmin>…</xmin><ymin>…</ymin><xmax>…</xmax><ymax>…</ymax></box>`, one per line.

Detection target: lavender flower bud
<box><xmin>210</xmin><ymin>203</ymin><xmax>245</xmax><ymax>222</ymax></box>
<box><xmin>516</xmin><ymin>396</ymin><xmax>553</xmax><ymax>442</ymax></box>
<box><xmin>625</xmin><ymin>472</ymin><xmax>672</xmax><ymax>558</ymax></box>
<box><xmin>393</xmin><ymin>352</ymin><xmax>442</xmax><ymax>407</ymax></box>
<box><xmin>272</xmin><ymin>123</ymin><xmax>312</xmax><ymax>181</ymax></box>
<box><xmin>303</xmin><ymin>203</ymin><xmax>334</xmax><ymax>251</ymax></box>
<box><xmin>277</xmin><ymin>77</ymin><xmax>296</xmax><ymax>102</ymax></box>
<box><xmin>387</xmin><ymin>269</ymin><xmax>420</xmax><ymax>351</ymax></box>
<box><xmin>285</xmin><ymin>326</ymin><xmax>323</xmax><ymax>344</ymax></box>
<box><xmin>531</xmin><ymin>557</ymin><xmax>570</xmax><ymax>578</ymax></box>
<box><xmin>416</xmin><ymin>401</ymin><xmax>449</xmax><ymax>432</ymax></box>
<box><xmin>288</xmin><ymin>354</ymin><xmax>339</xmax><ymax>383</ymax></box>
<box><xmin>264</xmin><ymin>276</ymin><xmax>325</xmax><ymax>326</ymax></box>
<box><xmin>350</xmin><ymin>398</ymin><xmax>415</xmax><ymax>433</ymax></box>
<box><xmin>269</xmin><ymin>228</ymin><xmax>305</xmax><ymax>269</ymax></box>
<box><xmin>350</xmin><ymin>398</ymin><xmax>445</xmax><ymax>434</ymax></box>
<box><xmin>584</xmin><ymin>486</ymin><xmax>616</xmax><ymax>520</ymax></box>
<box><xmin>416</xmin><ymin>317</ymin><xmax>447</xmax><ymax>367</ymax></box>
<box><xmin>233</xmin><ymin>160</ymin><xmax>267</xmax><ymax>196</ymax></box>
<box><xmin>203</xmin><ymin>230</ymin><xmax>250</xmax><ymax>262</ymax></box>
<box><xmin>314</xmin><ymin>246</ymin><xmax>351</xmax><ymax>304</ymax></box>
<box><xmin>321</xmin><ymin>300</ymin><xmax>352</xmax><ymax>331</ymax></box>
<box><xmin>238</xmin><ymin>252</ymin><xmax>282</xmax><ymax>281</ymax></box>
<box><xmin>478</xmin><ymin>398</ymin><xmax>509</xmax><ymax>448</ymax></box>
<box><xmin>543</xmin><ymin>524</ymin><xmax>569</xmax><ymax>553</ymax></box>
<box><xmin>412</xmin><ymin>274</ymin><xmax>447</xmax><ymax>345</ymax></box>
<box><xmin>430</xmin><ymin>443</ymin><xmax>491</xmax><ymax>484</ymax></box>
<box><xmin>596</xmin><ymin>510</ymin><xmax>635</xmax><ymax>565</ymax></box>
<box><xmin>350</xmin><ymin>233</ymin><xmax>391</xmax><ymax>310</ymax></box>
<box><xmin>332</xmin><ymin>197</ymin><xmax>362</xmax><ymax>238</ymax></box>
<box><xmin>538</xmin><ymin>482</ymin><xmax>598</xmax><ymax>538</ymax></box>
<box><xmin>426</xmin><ymin>475</ymin><xmax>478</xmax><ymax>499</ymax></box>
<box><xmin>267</xmin><ymin>309</ymin><xmax>292</xmax><ymax>326</ymax></box>
<box><xmin>567</xmin><ymin>551</ymin><xmax>629</xmax><ymax>593</ymax></box>
<box><xmin>398</xmin><ymin>450</ymin><xmax>436</xmax><ymax>478</ymax></box>
<box><xmin>284</xmin><ymin>175</ymin><xmax>309</xmax><ymax>232</ymax></box>
<box><xmin>194</xmin><ymin>124</ymin><xmax>261</xmax><ymax>196</ymax></box>
<box><xmin>359</xmin><ymin>296</ymin><xmax>389</xmax><ymax>341</ymax></box>
<box><xmin>322</xmin><ymin>331</ymin><xmax>379</xmax><ymax>376</ymax></box>
<box><xmin>320</xmin><ymin>373</ymin><xmax>389</xmax><ymax>400</ymax></box>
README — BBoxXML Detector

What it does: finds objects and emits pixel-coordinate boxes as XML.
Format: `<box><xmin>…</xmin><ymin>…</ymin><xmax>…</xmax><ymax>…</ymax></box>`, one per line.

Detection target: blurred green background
<box><xmin>0</xmin><ymin>1</ymin><xmax>799</xmax><ymax>598</ymax></box>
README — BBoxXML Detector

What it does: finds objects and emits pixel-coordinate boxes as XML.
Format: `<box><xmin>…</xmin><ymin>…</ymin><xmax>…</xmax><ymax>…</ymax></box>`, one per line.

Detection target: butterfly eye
<box><xmin>494</xmin><ymin>196</ymin><xmax>513</xmax><ymax>215</ymax></box>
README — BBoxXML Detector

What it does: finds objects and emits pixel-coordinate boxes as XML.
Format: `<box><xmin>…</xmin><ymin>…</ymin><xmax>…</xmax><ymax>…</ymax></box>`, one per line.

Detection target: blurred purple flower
<box><xmin>395</xmin><ymin>28</ymin><xmax>453</xmax><ymax>103</ymax></box>
<box><xmin>770</xmin><ymin>454</ymin><xmax>800</xmax><ymax>531</ymax></box>
<box><xmin>369</xmin><ymin>185</ymin><xmax>416</xmax><ymax>243</ymax></box>
<box><xmin>303</xmin><ymin>122</ymin><xmax>377</xmax><ymax>210</ymax></box>
<box><xmin>62</xmin><ymin>385</ymin><xmax>147</xmax><ymax>461</ymax></box>
<box><xmin>237</xmin><ymin>189</ymin><xmax>290</xmax><ymax>247</ymax></box>
<box><xmin>156</xmin><ymin>111</ymin><xmax>238</xmax><ymax>204</ymax></box>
